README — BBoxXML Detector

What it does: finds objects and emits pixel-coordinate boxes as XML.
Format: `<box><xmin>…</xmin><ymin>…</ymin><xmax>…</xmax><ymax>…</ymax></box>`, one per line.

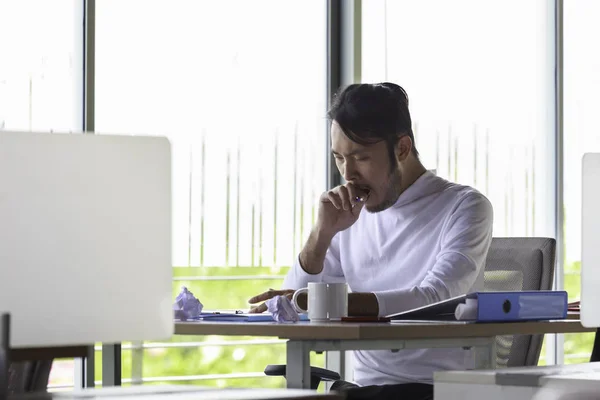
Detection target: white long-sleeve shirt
<box><xmin>283</xmin><ymin>170</ymin><xmax>494</xmax><ymax>386</ymax></box>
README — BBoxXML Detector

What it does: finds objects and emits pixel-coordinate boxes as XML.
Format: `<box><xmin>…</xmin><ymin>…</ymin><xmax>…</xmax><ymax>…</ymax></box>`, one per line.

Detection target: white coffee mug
<box><xmin>291</xmin><ymin>282</ymin><xmax>348</xmax><ymax>321</ymax></box>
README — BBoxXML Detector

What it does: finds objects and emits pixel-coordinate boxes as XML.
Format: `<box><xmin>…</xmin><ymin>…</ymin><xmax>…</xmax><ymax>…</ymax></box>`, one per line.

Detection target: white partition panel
<box><xmin>582</xmin><ymin>153</ymin><xmax>600</xmax><ymax>327</ymax></box>
<box><xmin>0</xmin><ymin>131</ymin><xmax>173</xmax><ymax>347</ymax></box>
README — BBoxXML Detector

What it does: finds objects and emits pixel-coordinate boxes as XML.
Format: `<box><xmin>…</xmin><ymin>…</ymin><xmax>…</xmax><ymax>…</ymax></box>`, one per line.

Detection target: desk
<box><xmin>175</xmin><ymin>319</ymin><xmax>593</xmax><ymax>389</ymax></box>
<box><xmin>434</xmin><ymin>362</ymin><xmax>600</xmax><ymax>400</ymax></box>
<box><xmin>10</xmin><ymin>346</ymin><xmax>88</xmax><ymax>362</ymax></box>
<box><xmin>11</xmin><ymin>385</ymin><xmax>342</xmax><ymax>400</ymax></box>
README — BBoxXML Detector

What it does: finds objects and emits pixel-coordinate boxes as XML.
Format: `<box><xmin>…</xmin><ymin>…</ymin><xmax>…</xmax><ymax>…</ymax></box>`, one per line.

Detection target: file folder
<box><xmin>183</xmin><ymin>312</ymin><xmax>309</xmax><ymax>322</ymax></box>
<box><xmin>387</xmin><ymin>290</ymin><xmax>568</xmax><ymax>323</ymax></box>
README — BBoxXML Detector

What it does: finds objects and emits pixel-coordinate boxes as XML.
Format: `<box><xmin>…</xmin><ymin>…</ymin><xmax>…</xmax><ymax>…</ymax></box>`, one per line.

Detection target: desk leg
<box><xmin>325</xmin><ymin>351</ymin><xmax>343</xmax><ymax>391</ymax></box>
<box><xmin>473</xmin><ymin>337</ymin><xmax>497</xmax><ymax>369</ymax></box>
<box><xmin>74</xmin><ymin>345</ymin><xmax>95</xmax><ymax>389</ymax></box>
<box><xmin>102</xmin><ymin>344</ymin><xmax>122</xmax><ymax>386</ymax></box>
<box><xmin>286</xmin><ymin>340</ymin><xmax>311</xmax><ymax>389</ymax></box>
<box><xmin>326</xmin><ymin>350</ymin><xmax>353</xmax><ymax>388</ymax></box>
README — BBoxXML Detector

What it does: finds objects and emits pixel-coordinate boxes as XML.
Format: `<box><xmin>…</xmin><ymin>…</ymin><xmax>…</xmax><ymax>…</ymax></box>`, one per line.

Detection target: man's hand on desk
<box><xmin>247</xmin><ymin>289</ymin><xmax>306</xmax><ymax>314</ymax></box>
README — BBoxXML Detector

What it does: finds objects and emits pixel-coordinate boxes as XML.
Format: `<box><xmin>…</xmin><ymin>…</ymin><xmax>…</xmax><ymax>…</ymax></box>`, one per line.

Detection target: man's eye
<box><xmin>334</xmin><ymin>156</ymin><xmax>344</xmax><ymax>161</ymax></box>
<box><xmin>356</xmin><ymin>157</ymin><xmax>369</xmax><ymax>161</ymax></box>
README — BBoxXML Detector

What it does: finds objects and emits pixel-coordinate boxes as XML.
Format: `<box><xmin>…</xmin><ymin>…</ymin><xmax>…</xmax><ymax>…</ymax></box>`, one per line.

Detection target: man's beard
<box><xmin>365</xmin><ymin>168</ymin><xmax>402</xmax><ymax>213</ymax></box>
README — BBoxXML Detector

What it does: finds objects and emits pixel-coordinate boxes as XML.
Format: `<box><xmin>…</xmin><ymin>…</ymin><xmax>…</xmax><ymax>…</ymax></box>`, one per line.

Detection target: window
<box><xmin>95</xmin><ymin>0</ymin><xmax>327</xmax><ymax>387</ymax></box>
<box><xmin>362</xmin><ymin>0</ymin><xmax>555</xmax><ymax>239</ymax></box>
<box><xmin>0</xmin><ymin>0</ymin><xmax>84</xmax><ymax>389</ymax></box>
<box><xmin>0</xmin><ymin>1</ymin><xmax>83</xmax><ymax>132</ymax></box>
<box><xmin>362</xmin><ymin>0</ymin><xmax>557</xmax><ymax>364</ymax></box>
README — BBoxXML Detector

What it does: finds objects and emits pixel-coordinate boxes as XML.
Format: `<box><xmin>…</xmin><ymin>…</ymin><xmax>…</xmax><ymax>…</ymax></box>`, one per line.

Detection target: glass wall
<box><xmin>95</xmin><ymin>0</ymin><xmax>327</xmax><ymax>387</ymax></box>
<box><xmin>0</xmin><ymin>1</ymin><xmax>83</xmax><ymax>132</ymax></box>
<box><xmin>0</xmin><ymin>0</ymin><xmax>84</xmax><ymax>389</ymax></box>
<box><xmin>362</xmin><ymin>0</ymin><xmax>559</xmax><ymax>365</ymax></box>
<box><xmin>362</xmin><ymin>0</ymin><xmax>555</xmax><ymax>240</ymax></box>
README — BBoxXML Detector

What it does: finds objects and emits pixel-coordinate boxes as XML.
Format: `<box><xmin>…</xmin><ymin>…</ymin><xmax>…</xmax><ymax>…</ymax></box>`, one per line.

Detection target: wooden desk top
<box><xmin>12</xmin><ymin>386</ymin><xmax>342</xmax><ymax>400</ymax></box>
<box><xmin>567</xmin><ymin>310</ymin><xmax>581</xmax><ymax>319</ymax></box>
<box><xmin>175</xmin><ymin>319</ymin><xmax>595</xmax><ymax>340</ymax></box>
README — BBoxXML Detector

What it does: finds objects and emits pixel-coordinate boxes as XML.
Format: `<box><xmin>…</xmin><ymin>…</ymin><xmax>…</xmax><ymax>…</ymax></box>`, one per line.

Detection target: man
<box><xmin>249</xmin><ymin>82</ymin><xmax>493</xmax><ymax>400</ymax></box>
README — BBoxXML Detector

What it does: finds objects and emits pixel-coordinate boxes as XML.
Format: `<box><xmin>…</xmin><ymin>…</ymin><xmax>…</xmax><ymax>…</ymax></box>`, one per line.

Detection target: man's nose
<box><xmin>342</xmin><ymin>159</ymin><xmax>358</xmax><ymax>182</ymax></box>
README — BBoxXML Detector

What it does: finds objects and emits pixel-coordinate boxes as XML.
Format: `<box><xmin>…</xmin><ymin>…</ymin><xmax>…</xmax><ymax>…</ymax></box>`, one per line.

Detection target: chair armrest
<box><xmin>264</xmin><ymin>364</ymin><xmax>341</xmax><ymax>389</ymax></box>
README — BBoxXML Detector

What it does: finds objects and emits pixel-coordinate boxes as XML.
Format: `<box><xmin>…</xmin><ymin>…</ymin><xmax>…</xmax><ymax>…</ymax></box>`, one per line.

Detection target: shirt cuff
<box><xmin>373</xmin><ymin>291</ymin><xmax>390</xmax><ymax>318</ymax></box>
<box><xmin>373</xmin><ymin>287</ymin><xmax>434</xmax><ymax>318</ymax></box>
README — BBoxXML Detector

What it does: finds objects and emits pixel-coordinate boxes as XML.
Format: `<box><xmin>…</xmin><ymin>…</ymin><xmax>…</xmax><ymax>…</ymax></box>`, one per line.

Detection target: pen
<box><xmin>203</xmin><ymin>310</ymin><xmax>245</xmax><ymax>314</ymax></box>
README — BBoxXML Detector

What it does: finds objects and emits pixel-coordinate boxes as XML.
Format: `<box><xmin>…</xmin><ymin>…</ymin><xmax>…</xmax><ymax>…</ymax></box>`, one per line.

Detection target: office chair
<box><xmin>0</xmin><ymin>313</ymin><xmax>53</xmax><ymax>396</ymax></box>
<box><xmin>7</xmin><ymin>360</ymin><xmax>53</xmax><ymax>395</ymax></box>
<box><xmin>590</xmin><ymin>330</ymin><xmax>600</xmax><ymax>362</ymax></box>
<box><xmin>264</xmin><ymin>237</ymin><xmax>557</xmax><ymax>389</ymax></box>
<box><xmin>483</xmin><ymin>237</ymin><xmax>556</xmax><ymax>367</ymax></box>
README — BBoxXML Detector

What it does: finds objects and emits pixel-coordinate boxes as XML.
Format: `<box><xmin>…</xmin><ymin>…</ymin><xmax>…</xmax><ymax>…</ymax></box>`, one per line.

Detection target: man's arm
<box><xmin>249</xmin><ymin>229</ymin><xmax>345</xmax><ymax>313</ymax></box>
<box><xmin>293</xmin><ymin>225</ymin><xmax>383</xmax><ymax>317</ymax></box>
<box><xmin>284</xmin><ymin>184</ymin><xmax>367</xmax><ymax>288</ymax></box>
<box><xmin>371</xmin><ymin>192</ymin><xmax>493</xmax><ymax>317</ymax></box>
<box><xmin>283</xmin><ymin>227</ymin><xmax>344</xmax><ymax>289</ymax></box>
<box><xmin>249</xmin><ymin>183</ymin><xmax>366</xmax><ymax>312</ymax></box>
<box><xmin>297</xmin><ymin>227</ymin><xmax>335</xmax><ymax>275</ymax></box>
<box><xmin>348</xmin><ymin>293</ymin><xmax>379</xmax><ymax>316</ymax></box>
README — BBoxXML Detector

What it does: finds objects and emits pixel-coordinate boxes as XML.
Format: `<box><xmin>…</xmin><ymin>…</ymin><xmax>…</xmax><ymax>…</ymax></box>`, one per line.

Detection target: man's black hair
<box><xmin>327</xmin><ymin>82</ymin><xmax>419</xmax><ymax>164</ymax></box>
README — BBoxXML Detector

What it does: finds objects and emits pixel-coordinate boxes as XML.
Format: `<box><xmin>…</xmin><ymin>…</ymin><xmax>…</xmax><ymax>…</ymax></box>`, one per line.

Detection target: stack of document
<box><xmin>181</xmin><ymin>311</ymin><xmax>309</xmax><ymax>322</ymax></box>
<box><xmin>387</xmin><ymin>291</ymin><xmax>568</xmax><ymax>323</ymax></box>
<box><xmin>568</xmin><ymin>300</ymin><xmax>580</xmax><ymax>312</ymax></box>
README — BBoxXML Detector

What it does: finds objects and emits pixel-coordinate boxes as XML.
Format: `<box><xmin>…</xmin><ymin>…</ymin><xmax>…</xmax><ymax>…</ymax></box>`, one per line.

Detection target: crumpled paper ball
<box><xmin>173</xmin><ymin>286</ymin><xmax>203</xmax><ymax>321</ymax></box>
<box><xmin>266</xmin><ymin>295</ymin><xmax>299</xmax><ymax>322</ymax></box>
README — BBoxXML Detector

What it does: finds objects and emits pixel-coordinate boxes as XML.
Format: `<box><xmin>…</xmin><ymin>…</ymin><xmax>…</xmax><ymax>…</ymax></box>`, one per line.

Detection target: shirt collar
<box><xmin>390</xmin><ymin>170</ymin><xmax>447</xmax><ymax>208</ymax></box>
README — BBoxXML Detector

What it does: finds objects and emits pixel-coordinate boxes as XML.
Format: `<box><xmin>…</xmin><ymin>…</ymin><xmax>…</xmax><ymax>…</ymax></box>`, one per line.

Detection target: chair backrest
<box><xmin>0</xmin><ymin>313</ymin><xmax>52</xmax><ymax>395</ymax></box>
<box><xmin>483</xmin><ymin>237</ymin><xmax>556</xmax><ymax>368</ymax></box>
<box><xmin>7</xmin><ymin>361</ymin><xmax>53</xmax><ymax>394</ymax></box>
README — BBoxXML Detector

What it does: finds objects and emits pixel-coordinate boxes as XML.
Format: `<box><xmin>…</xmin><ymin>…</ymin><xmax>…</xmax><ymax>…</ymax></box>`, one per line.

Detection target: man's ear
<box><xmin>395</xmin><ymin>135</ymin><xmax>413</xmax><ymax>162</ymax></box>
